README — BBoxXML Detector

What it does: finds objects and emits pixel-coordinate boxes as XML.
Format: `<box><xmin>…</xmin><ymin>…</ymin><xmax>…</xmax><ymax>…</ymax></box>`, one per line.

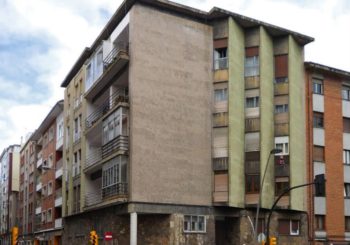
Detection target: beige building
<box><xmin>60</xmin><ymin>0</ymin><xmax>313</xmax><ymax>244</ymax></box>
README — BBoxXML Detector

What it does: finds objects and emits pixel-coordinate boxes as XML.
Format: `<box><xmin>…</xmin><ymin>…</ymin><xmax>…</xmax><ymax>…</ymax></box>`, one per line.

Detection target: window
<box><xmin>345</xmin><ymin>183</ymin><xmax>350</xmax><ymax>198</ymax></box>
<box><xmin>278</xmin><ymin>219</ymin><xmax>300</xmax><ymax>236</ymax></box>
<box><xmin>48</xmin><ymin>182</ymin><xmax>53</xmax><ymax>195</ymax></box>
<box><xmin>274</xmin><ymin>54</ymin><xmax>288</xmax><ymax>83</ymax></box>
<box><xmin>313</xmin><ymin>146</ymin><xmax>325</xmax><ymax>162</ymax></box>
<box><xmin>313</xmin><ymin>79</ymin><xmax>323</xmax><ymax>94</ymax></box>
<box><xmin>246</xmin><ymin>97</ymin><xmax>259</xmax><ymax>108</ymax></box>
<box><xmin>344</xmin><ymin>150</ymin><xmax>350</xmax><ymax>165</ymax></box>
<box><xmin>47</xmin><ymin>209</ymin><xmax>52</xmax><ymax>222</ymax></box>
<box><xmin>48</xmin><ymin>127</ymin><xmax>54</xmax><ymax>141</ymax></box>
<box><xmin>85</xmin><ymin>47</ymin><xmax>104</xmax><ymax>91</ymax></box>
<box><xmin>313</xmin><ymin>113</ymin><xmax>324</xmax><ymax>128</ymax></box>
<box><xmin>245</xmin><ymin>174</ymin><xmax>260</xmax><ymax>194</ymax></box>
<box><xmin>41</xmin><ymin>211</ymin><xmax>46</xmax><ymax>223</ymax></box>
<box><xmin>213</xmin><ymin>112</ymin><xmax>228</xmax><ymax>127</ymax></box>
<box><xmin>48</xmin><ymin>154</ymin><xmax>53</xmax><ymax>168</ymax></box>
<box><xmin>275</xmin><ymin>104</ymin><xmax>289</xmax><ymax>114</ymax></box>
<box><xmin>57</xmin><ymin>122</ymin><xmax>64</xmax><ymax>139</ymax></box>
<box><xmin>275</xmin><ymin>142</ymin><xmax>289</xmax><ymax>155</ymax></box>
<box><xmin>183</xmin><ymin>215</ymin><xmax>206</xmax><ymax>233</ymax></box>
<box><xmin>344</xmin><ymin>117</ymin><xmax>350</xmax><ymax>133</ymax></box>
<box><xmin>214</xmin><ymin>48</ymin><xmax>228</xmax><ymax>70</ymax></box>
<box><xmin>102</xmin><ymin>108</ymin><xmax>128</xmax><ymax>145</ymax></box>
<box><xmin>245</xmin><ymin>56</ymin><xmax>259</xmax><ymax>77</ymax></box>
<box><xmin>345</xmin><ymin>216</ymin><xmax>350</xmax><ymax>231</ymax></box>
<box><xmin>72</xmin><ymin>151</ymin><xmax>80</xmax><ymax>177</ymax></box>
<box><xmin>342</xmin><ymin>85</ymin><xmax>350</xmax><ymax>101</ymax></box>
<box><xmin>102</xmin><ymin>156</ymin><xmax>127</xmax><ymax>198</ymax></box>
<box><xmin>315</xmin><ymin>215</ymin><xmax>325</xmax><ymax>231</ymax></box>
<box><xmin>214</xmin><ymin>88</ymin><xmax>228</xmax><ymax>102</ymax></box>
<box><xmin>42</xmin><ymin>185</ymin><xmax>47</xmax><ymax>197</ymax></box>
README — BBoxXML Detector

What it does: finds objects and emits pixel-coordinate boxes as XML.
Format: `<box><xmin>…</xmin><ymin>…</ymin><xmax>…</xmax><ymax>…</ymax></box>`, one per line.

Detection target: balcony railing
<box><xmin>85</xmin><ymin>148</ymin><xmax>102</xmax><ymax>169</ymax></box>
<box><xmin>102</xmin><ymin>182</ymin><xmax>128</xmax><ymax>199</ymax></box>
<box><xmin>214</xmin><ymin>57</ymin><xmax>228</xmax><ymax>70</ymax></box>
<box><xmin>213</xmin><ymin>157</ymin><xmax>228</xmax><ymax>171</ymax></box>
<box><xmin>103</xmin><ymin>42</ymin><xmax>129</xmax><ymax>70</ymax></box>
<box><xmin>85</xmin><ymin>90</ymin><xmax>129</xmax><ymax>129</ymax></box>
<box><xmin>102</xmin><ymin>135</ymin><xmax>129</xmax><ymax>159</ymax></box>
<box><xmin>85</xmin><ymin>191</ymin><xmax>102</xmax><ymax>207</ymax></box>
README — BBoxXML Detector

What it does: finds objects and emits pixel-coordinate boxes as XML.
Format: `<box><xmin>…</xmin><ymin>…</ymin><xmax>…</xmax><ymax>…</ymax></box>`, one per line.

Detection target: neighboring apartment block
<box><xmin>305</xmin><ymin>62</ymin><xmax>350</xmax><ymax>244</ymax></box>
<box><xmin>19</xmin><ymin>136</ymin><xmax>37</xmax><ymax>244</ymax></box>
<box><xmin>60</xmin><ymin>0</ymin><xmax>313</xmax><ymax>244</ymax></box>
<box><xmin>0</xmin><ymin>145</ymin><xmax>20</xmax><ymax>245</ymax></box>
<box><xmin>30</xmin><ymin>101</ymin><xmax>64</xmax><ymax>245</ymax></box>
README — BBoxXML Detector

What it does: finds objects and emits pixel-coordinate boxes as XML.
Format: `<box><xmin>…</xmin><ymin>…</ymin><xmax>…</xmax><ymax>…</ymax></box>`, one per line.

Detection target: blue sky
<box><xmin>0</xmin><ymin>0</ymin><xmax>349</xmax><ymax>150</ymax></box>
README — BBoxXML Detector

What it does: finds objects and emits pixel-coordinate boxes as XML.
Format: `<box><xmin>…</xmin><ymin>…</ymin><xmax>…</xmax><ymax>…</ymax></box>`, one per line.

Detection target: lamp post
<box><xmin>253</xmin><ymin>148</ymin><xmax>282</xmax><ymax>244</ymax></box>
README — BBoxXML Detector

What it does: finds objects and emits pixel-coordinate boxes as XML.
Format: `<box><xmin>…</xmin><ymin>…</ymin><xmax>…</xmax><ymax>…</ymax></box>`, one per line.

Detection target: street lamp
<box><xmin>253</xmin><ymin>148</ymin><xmax>282</xmax><ymax>244</ymax></box>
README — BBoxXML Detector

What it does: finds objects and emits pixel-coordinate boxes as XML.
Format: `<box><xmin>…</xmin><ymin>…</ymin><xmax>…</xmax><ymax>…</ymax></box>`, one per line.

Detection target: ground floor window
<box><xmin>183</xmin><ymin>215</ymin><xmax>206</xmax><ymax>233</ymax></box>
<box><xmin>278</xmin><ymin>219</ymin><xmax>300</xmax><ymax>235</ymax></box>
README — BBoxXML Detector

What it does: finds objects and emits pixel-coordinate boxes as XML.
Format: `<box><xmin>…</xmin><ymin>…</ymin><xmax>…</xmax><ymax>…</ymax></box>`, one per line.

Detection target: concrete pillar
<box><xmin>130</xmin><ymin>212</ymin><xmax>137</xmax><ymax>245</ymax></box>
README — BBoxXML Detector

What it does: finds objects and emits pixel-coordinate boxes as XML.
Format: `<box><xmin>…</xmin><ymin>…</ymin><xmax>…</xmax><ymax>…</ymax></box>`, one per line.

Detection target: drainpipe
<box><xmin>130</xmin><ymin>212</ymin><xmax>137</xmax><ymax>245</ymax></box>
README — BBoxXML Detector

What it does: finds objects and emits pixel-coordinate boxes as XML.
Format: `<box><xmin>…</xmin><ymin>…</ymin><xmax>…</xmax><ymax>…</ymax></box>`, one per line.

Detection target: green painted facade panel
<box><xmin>228</xmin><ymin>17</ymin><xmax>245</xmax><ymax>207</ymax></box>
<box><xmin>288</xmin><ymin>36</ymin><xmax>307</xmax><ymax>211</ymax></box>
<box><xmin>259</xmin><ymin>27</ymin><xmax>275</xmax><ymax>209</ymax></box>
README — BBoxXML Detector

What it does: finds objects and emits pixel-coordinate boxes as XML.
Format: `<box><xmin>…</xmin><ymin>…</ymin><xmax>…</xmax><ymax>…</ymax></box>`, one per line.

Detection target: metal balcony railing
<box><xmin>85</xmin><ymin>191</ymin><xmax>102</xmax><ymax>207</ymax></box>
<box><xmin>214</xmin><ymin>57</ymin><xmax>228</xmax><ymax>70</ymax></box>
<box><xmin>102</xmin><ymin>135</ymin><xmax>129</xmax><ymax>159</ymax></box>
<box><xmin>85</xmin><ymin>89</ymin><xmax>129</xmax><ymax>129</ymax></box>
<box><xmin>213</xmin><ymin>157</ymin><xmax>228</xmax><ymax>171</ymax></box>
<box><xmin>103</xmin><ymin>42</ymin><xmax>129</xmax><ymax>70</ymax></box>
<box><xmin>85</xmin><ymin>148</ymin><xmax>102</xmax><ymax>169</ymax></box>
<box><xmin>102</xmin><ymin>182</ymin><xmax>128</xmax><ymax>199</ymax></box>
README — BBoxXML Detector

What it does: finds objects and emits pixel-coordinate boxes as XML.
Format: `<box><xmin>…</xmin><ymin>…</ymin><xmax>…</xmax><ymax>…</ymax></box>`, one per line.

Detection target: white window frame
<box><xmin>290</xmin><ymin>220</ymin><xmax>300</xmax><ymax>235</ymax></box>
<box><xmin>214</xmin><ymin>48</ymin><xmax>228</xmax><ymax>70</ymax></box>
<box><xmin>275</xmin><ymin>136</ymin><xmax>289</xmax><ymax>155</ymax></box>
<box><xmin>214</xmin><ymin>88</ymin><xmax>228</xmax><ymax>103</ymax></box>
<box><xmin>313</xmin><ymin>79</ymin><xmax>323</xmax><ymax>95</ymax></box>
<box><xmin>275</xmin><ymin>104</ymin><xmax>289</xmax><ymax>114</ymax></box>
<box><xmin>245</xmin><ymin>56</ymin><xmax>260</xmax><ymax>77</ymax></box>
<box><xmin>344</xmin><ymin>150</ymin><xmax>350</xmax><ymax>165</ymax></box>
<box><xmin>183</xmin><ymin>215</ymin><xmax>206</xmax><ymax>233</ymax></box>
<box><xmin>48</xmin><ymin>181</ymin><xmax>53</xmax><ymax>196</ymax></box>
<box><xmin>342</xmin><ymin>85</ymin><xmax>350</xmax><ymax>101</ymax></box>
<box><xmin>246</xmin><ymin>96</ymin><xmax>259</xmax><ymax>108</ymax></box>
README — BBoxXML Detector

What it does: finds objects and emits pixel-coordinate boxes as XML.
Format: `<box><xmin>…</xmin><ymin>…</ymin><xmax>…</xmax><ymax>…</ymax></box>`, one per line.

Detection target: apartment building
<box><xmin>0</xmin><ymin>145</ymin><xmax>20</xmax><ymax>245</ymax></box>
<box><xmin>60</xmin><ymin>0</ymin><xmax>313</xmax><ymax>244</ymax></box>
<box><xmin>305</xmin><ymin>62</ymin><xmax>350</xmax><ymax>244</ymax></box>
<box><xmin>19</xmin><ymin>136</ymin><xmax>38</xmax><ymax>244</ymax></box>
<box><xmin>29</xmin><ymin>101</ymin><xmax>64</xmax><ymax>245</ymax></box>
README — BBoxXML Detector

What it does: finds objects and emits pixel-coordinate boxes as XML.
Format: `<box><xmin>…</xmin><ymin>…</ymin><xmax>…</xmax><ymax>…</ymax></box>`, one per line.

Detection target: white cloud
<box><xmin>0</xmin><ymin>0</ymin><xmax>349</xmax><ymax>151</ymax></box>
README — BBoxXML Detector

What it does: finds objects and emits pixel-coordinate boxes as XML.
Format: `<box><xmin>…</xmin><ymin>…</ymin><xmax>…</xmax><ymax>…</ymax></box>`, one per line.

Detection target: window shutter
<box><xmin>246</xmin><ymin>47</ymin><xmax>259</xmax><ymax>57</ymax></box>
<box><xmin>275</xmin><ymin>55</ymin><xmax>288</xmax><ymax>78</ymax></box>
<box><xmin>313</xmin><ymin>146</ymin><xmax>325</xmax><ymax>162</ymax></box>
<box><xmin>214</xmin><ymin>174</ymin><xmax>228</xmax><ymax>192</ymax></box>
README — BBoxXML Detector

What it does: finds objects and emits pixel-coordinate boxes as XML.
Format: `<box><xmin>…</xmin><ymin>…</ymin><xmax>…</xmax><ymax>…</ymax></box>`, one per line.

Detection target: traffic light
<box><xmin>270</xmin><ymin>236</ymin><xmax>277</xmax><ymax>245</ymax></box>
<box><xmin>12</xmin><ymin>226</ymin><xmax>18</xmax><ymax>245</ymax></box>
<box><xmin>89</xmin><ymin>230</ymin><xmax>98</xmax><ymax>245</ymax></box>
<box><xmin>314</xmin><ymin>174</ymin><xmax>326</xmax><ymax>196</ymax></box>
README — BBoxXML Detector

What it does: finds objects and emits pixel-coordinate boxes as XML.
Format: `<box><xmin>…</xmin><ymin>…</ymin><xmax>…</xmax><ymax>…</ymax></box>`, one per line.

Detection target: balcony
<box><xmin>212</xmin><ymin>157</ymin><xmax>228</xmax><ymax>171</ymax></box>
<box><xmin>274</xmin><ymin>82</ymin><xmax>289</xmax><ymax>95</ymax></box>
<box><xmin>102</xmin><ymin>135</ymin><xmax>129</xmax><ymax>159</ymax></box>
<box><xmin>85</xmin><ymin>42</ymin><xmax>129</xmax><ymax>100</ymax></box>
<box><xmin>36</xmin><ymin>179</ymin><xmax>42</xmax><ymax>192</ymax></box>
<box><xmin>73</xmin><ymin>131</ymin><xmax>81</xmax><ymax>143</ymax></box>
<box><xmin>85</xmin><ymin>148</ymin><xmax>102</xmax><ymax>169</ymax></box>
<box><xmin>102</xmin><ymin>182</ymin><xmax>128</xmax><ymax>199</ymax></box>
<box><xmin>55</xmin><ymin>218</ymin><xmax>62</xmax><ymax>229</ymax></box>
<box><xmin>86</xmin><ymin>89</ymin><xmax>129</xmax><ymax>129</ymax></box>
<box><xmin>55</xmin><ymin>159</ymin><xmax>63</xmax><ymax>179</ymax></box>
<box><xmin>37</xmin><ymin>157</ymin><xmax>43</xmax><ymax>169</ymax></box>
<box><xmin>245</xmin><ymin>118</ymin><xmax>260</xmax><ymax>132</ymax></box>
<box><xmin>275</xmin><ymin>123</ymin><xmax>289</xmax><ymax>136</ymax></box>
<box><xmin>55</xmin><ymin>188</ymin><xmax>62</xmax><ymax>206</ymax></box>
<box><xmin>214</xmin><ymin>57</ymin><xmax>228</xmax><ymax>70</ymax></box>
<box><xmin>35</xmin><ymin>206</ymin><xmax>41</xmax><ymax>215</ymax></box>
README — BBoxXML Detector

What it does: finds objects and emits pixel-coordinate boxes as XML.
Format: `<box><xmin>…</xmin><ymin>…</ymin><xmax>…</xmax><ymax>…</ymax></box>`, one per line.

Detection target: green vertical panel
<box><xmin>288</xmin><ymin>36</ymin><xmax>306</xmax><ymax>211</ymax></box>
<box><xmin>259</xmin><ymin>27</ymin><xmax>275</xmax><ymax>208</ymax></box>
<box><xmin>228</xmin><ymin>17</ymin><xmax>245</xmax><ymax>207</ymax></box>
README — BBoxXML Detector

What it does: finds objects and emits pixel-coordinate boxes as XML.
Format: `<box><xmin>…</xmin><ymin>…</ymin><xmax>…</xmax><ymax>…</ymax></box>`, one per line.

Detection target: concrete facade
<box><xmin>57</xmin><ymin>0</ymin><xmax>315</xmax><ymax>244</ymax></box>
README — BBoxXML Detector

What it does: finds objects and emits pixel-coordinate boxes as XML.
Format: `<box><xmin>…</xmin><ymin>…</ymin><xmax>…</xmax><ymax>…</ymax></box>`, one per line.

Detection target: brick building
<box><xmin>305</xmin><ymin>62</ymin><xmax>350</xmax><ymax>244</ymax></box>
